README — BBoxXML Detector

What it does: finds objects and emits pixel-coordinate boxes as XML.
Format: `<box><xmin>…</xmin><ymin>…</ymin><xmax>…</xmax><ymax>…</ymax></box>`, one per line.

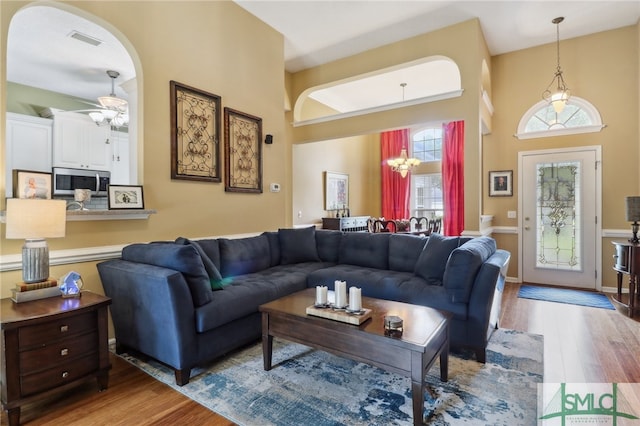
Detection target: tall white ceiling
<box><xmin>6</xmin><ymin>1</ymin><xmax>640</xmax><ymax>108</ymax></box>
<box><xmin>235</xmin><ymin>1</ymin><xmax>640</xmax><ymax>72</ymax></box>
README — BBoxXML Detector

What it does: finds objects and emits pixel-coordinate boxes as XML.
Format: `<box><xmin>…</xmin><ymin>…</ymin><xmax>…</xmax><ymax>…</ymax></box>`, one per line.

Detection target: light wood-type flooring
<box><xmin>4</xmin><ymin>283</ymin><xmax>639</xmax><ymax>425</ymax></box>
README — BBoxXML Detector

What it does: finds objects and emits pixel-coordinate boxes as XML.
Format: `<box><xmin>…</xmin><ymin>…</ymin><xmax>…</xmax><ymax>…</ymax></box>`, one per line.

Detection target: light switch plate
<box><xmin>507</xmin><ymin>210</ymin><xmax>517</xmax><ymax>219</ymax></box>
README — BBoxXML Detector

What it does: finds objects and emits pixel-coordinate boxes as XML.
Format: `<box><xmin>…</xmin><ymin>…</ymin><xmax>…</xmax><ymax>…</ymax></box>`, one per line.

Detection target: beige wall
<box><xmin>1</xmin><ymin>1</ymin><xmax>287</xmax><ymax>298</ymax></box>
<box><xmin>288</xmin><ymin>19</ymin><xmax>489</xmax><ymax>233</ymax></box>
<box><xmin>290</xmin><ymin>93</ymin><xmax>381</xmax><ymax>225</ymax></box>
<box><xmin>486</xmin><ymin>24</ymin><xmax>639</xmax><ymax>282</ymax></box>
<box><xmin>292</xmin><ymin>133</ymin><xmax>381</xmax><ymax>226</ymax></box>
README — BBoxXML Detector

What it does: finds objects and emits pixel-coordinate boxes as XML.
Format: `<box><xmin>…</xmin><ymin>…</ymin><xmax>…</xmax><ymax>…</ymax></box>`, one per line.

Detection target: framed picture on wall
<box><xmin>170</xmin><ymin>81</ymin><xmax>222</xmax><ymax>182</ymax></box>
<box><xmin>13</xmin><ymin>169</ymin><xmax>51</xmax><ymax>199</ymax></box>
<box><xmin>224</xmin><ymin>107</ymin><xmax>263</xmax><ymax>193</ymax></box>
<box><xmin>489</xmin><ymin>170</ymin><xmax>513</xmax><ymax>197</ymax></box>
<box><xmin>324</xmin><ymin>171</ymin><xmax>349</xmax><ymax>210</ymax></box>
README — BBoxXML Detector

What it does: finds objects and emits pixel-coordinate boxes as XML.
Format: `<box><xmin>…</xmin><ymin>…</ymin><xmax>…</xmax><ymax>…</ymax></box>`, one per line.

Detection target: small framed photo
<box><xmin>108</xmin><ymin>185</ymin><xmax>144</xmax><ymax>209</ymax></box>
<box><xmin>13</xmin><ymin>169</ymin><xmax>51</xmax><ymax>199</ymax></box>
<box><xmin>489</xmin><ymin>170</ymin><xmax>513</xmax><ymax>197</ymax></box>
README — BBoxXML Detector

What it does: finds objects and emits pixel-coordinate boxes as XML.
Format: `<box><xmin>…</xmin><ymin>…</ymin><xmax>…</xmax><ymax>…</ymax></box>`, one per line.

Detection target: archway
<box><xmin>6</xmin><ymin>3</ymin><xmax>142</xmax><ymax>183</ymax></box>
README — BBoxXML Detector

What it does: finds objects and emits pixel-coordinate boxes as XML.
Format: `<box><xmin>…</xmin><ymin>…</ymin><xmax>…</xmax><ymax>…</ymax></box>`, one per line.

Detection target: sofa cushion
<box><xmin>443</xmin><ymin>237</ymin><xmax>497</xmax><ymax>303</ymax></box>
<box><xmin>278</xmin><ymin>227</ymin><xmax>321</xmax><ymax>265</ymax></box>
<box><xmin>191</xmin><ymin>239</ymin><xmax>222</xmax><ymax>270</ymax></box>
<box><xmin>121</xmin><ymin>242</ymin><xmax>213</xmax><ymax>306</ymax></box>
<box><xmin>388</xmin><ymin>234</ymin><xmax>427</xmax><ymax>272</ymax></box>
<box><xmin>262</xmin><ymin>231</ymin><xmax>281</xmax><ymax>267</ymax></box>
<box><xmin>315</xmin><ymin>229</ymin><xmax>342</xmax><ymax>263</ymax></box>
<box><xmin>219</xmin><ymin>235</ymin><xmax>271</xmax><ymax>277</ymax></box>
<box><xmin>339</xmin><ymin>232</ymin><xmax>390</xmax><ymax>269</ymax></box>
<box><xmin>175</xmin><ymin>237</ymin><xmax>225</xmax><ymax>290</ymax></box>
<box><xmin>413</xmin><ymin>233</ymin><xmax>460</xmax><ymax>285</ymax></box>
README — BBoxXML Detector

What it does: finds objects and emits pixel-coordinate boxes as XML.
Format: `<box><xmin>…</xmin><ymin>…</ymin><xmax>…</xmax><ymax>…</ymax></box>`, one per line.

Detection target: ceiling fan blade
<box><xmin>76</xmin><ymin>99</ymin><xmax>103</xmax><ymax>108</ymax></box>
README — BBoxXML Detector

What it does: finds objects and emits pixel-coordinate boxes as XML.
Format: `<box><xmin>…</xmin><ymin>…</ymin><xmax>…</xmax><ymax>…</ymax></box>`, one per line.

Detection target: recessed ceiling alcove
<box><xmin>293</xmin><ymin>56</ymin><xmax>463</xmax><ymax>125</ymax></box>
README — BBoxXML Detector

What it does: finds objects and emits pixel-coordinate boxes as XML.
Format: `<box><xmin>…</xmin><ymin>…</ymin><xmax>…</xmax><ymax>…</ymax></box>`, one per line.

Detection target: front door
<box><xmin>520</xmin><ymin>147</ymin><xmax>600</xmax><ymax>289</ymax></box>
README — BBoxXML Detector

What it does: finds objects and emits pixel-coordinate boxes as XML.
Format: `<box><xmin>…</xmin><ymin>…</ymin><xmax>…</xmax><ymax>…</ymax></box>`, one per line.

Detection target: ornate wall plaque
<box><xmin>224</xmin><ymin>107</ymin><xmax>262</xmax><ymax>193</ymax></box>
<box><xmin>170</xmin><ymin>81</ymin><xmax>221</xmax><ymax>182</ymax></box>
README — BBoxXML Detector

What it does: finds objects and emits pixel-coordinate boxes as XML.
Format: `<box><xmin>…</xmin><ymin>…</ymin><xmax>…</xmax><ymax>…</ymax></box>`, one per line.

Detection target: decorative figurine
<box><xmin>60</xmin><ymin>271</ymin><xmax>83</xmax><ymax>298</ymax></box>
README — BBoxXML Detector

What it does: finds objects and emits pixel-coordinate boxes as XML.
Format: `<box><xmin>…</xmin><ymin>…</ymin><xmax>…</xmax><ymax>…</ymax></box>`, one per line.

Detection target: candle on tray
<box><xmin>315</xmin><ymin>285</ymin><xmax>328</xmax><ymax>305</ymax></box>
<box><xmin>349</xmin><ymin>287</ymin><xmax>362</xmax><ymax>311</ymax></box>
<box><xmin>335</xmin><ymin>280</ymin><xmax>347</xmax><ymax>308</ymax></box>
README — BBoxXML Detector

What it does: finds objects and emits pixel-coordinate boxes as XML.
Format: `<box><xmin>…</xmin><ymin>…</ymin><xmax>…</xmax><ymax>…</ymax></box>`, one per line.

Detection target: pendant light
<box><xmin>386</xmin><ymin>84</ymin><xmax>421</xmax><ymax>178</ymax></box>
<box><xmin>542</xmin><ymin>17</ymin><xmax>571</xmax><ymax>113</ymax></box>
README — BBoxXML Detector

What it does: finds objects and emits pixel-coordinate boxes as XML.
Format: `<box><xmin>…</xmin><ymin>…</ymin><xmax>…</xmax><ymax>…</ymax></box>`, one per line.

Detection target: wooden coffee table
<box><xmin>259</xmin><ymin>288</ymin><xmax>451</xmax><ymax>426</ymax></box>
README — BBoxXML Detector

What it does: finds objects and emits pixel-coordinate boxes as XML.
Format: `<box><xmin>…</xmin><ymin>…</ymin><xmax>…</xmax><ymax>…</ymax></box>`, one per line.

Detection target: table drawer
<box><xmin>20</xmin><ymin>353</ymin><xmax>98</xmax><ymax>396</ymax></box>
<box><xmin>20</xmin><ymin>331</ymin><xmax>98</xmax><ymax>372</ymax></box>
<box><xmin>18</xmin><ymin>311</ymin><xmax>96</xmax><ymax>348</ymax></box>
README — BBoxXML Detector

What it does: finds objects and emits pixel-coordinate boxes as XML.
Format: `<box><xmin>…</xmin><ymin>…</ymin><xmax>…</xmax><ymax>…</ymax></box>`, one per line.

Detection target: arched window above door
<box><xmin>515</xmin><ymin>96</ymin><xmax>605</xmax><ymax>140</ymax></box>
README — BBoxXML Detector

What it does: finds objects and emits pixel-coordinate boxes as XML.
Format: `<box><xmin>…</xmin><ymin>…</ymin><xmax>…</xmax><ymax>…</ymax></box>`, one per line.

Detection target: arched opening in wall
<box><xmin>480</xmin><ymin>59</ymin><xmax>493</xmax><ymax>134</ymax></box>
<box><xmin>6</xmin><ymin>3</ymin><xmax>142</xmax><ymax>187</ymax></box>
<box><xmin>293</xmin><ymin>56</ymin><xmax>463</xmax><ymax>126</ymax></box>
<box><xmin>515</xmin><ymin>97</ymin><xmax>605</xmax><ymax>140</ymax></box>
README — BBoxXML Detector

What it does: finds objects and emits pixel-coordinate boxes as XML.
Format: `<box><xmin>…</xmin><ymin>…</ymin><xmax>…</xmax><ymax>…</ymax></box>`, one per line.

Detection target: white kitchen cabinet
<box><xmin>110</xmin><ymin>130</ymin><xmax>130</xmax><ymax>184</ymax></box>
<box><xmin>5</xmin><ymin>113</ymin><xmax>53</xmax><ymax>198</ymax></box>
<box><xmin>52</xmin><ymin>111</ymin><xmax>111</xmax><ymax>171</ymax></box>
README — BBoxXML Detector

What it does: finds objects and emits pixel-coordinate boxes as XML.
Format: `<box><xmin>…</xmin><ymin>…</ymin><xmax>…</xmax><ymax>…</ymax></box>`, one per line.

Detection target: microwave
<box><xmin>53</xmin><ymin>167</ymin><xmax>110</xmax><ymax>197</ymax></box>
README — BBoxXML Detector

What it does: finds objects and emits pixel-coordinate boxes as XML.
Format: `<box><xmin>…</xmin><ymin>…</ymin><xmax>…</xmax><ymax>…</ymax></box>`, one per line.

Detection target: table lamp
<box><xmin>5</xmin><ymin>199</ymin><xmax>67</xmax><ymax>283</ymax></box>
<box><xmin>625</xmin><ymin>196</ymin><xmax>640</xmax><ymax>244</ymax></box>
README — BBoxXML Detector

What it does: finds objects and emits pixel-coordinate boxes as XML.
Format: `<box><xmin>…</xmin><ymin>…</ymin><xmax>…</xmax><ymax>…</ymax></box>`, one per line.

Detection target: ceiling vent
<box><xmin>68</xmin><ymin>30</ymin><xmax>102</xmax><ymax>47</ymax></box>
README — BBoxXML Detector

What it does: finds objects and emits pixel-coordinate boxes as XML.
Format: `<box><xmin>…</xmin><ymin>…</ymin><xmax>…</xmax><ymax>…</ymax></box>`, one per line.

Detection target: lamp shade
<box><xmin>5</xmin><ymin>199</ymin><xmax>66</xmax><ymax>239</ymax></box>
<box><xmin>625</xmin><ymin>196</ymin><xmax>640</xmax><ymax>222</ymax></box>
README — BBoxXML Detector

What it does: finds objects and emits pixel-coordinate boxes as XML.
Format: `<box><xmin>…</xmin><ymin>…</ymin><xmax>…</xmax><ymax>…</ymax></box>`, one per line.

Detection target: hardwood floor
<box><xmin>3</xmin><ymin>283</ymin><xmax>639</xmax><ymax>425</ymax></box>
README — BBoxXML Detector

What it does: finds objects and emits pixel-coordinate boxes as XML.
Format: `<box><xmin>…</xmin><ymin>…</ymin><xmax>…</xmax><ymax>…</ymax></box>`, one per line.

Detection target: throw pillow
<box><xmin>278</xmin><ymin>226</ymin><xmax>321</xmax><ymax>265</ymax></box>
<box><xmin>122</xmin><ymin>242</ymin><xmax>213</xmax><ymax>306</ymax></box>
<box><xmin>413</xmin><ymin>233</ymin><xmax>460</xmax><ymax>285</ymax></box>
<box><xmin>176</xmin><ymin>237</ymin><xmax>225</xmax><ymax>290</ymax></box>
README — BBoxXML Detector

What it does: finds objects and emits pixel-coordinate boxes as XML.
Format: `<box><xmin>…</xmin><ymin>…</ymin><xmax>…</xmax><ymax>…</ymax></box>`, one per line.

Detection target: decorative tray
<box><xmin>305</xmin><ymin>305</ymin><xmax>372</xmax><ymax>325</ymax></box>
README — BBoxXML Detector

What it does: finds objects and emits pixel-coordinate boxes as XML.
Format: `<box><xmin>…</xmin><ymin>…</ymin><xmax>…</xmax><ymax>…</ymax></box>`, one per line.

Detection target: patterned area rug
<box><xmin>116</xmin><ymin>329</ymin><xmax>543</xmax><ymax>425</ymax></box>
<box><xmin>518</xmin><ymin>285</ymin><xmax>615</xmax><ymax>310</ymax></box>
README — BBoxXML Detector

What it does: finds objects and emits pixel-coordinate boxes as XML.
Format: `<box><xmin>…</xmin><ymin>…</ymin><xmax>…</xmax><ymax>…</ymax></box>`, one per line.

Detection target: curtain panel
<box><xmin>380</xmin><ymin>129</ymin><xmax>411</xmax><ymax>220</ymax></box>
<box><xmin>442</xmin><ymin>121</ymin><xmax>465</xmax><ymax>236</ymax></box>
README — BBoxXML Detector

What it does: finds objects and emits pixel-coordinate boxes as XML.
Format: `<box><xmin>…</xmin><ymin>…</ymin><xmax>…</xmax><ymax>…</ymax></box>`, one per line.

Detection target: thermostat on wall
<box><xmin>270</xmin><ymin>183</ymin><xmax>281</xmax><ymax>192</ymax></box>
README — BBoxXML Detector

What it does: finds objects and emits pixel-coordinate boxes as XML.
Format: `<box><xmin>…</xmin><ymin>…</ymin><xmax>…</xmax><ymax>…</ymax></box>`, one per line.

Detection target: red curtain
<box><xmin>380</xmin><ymin>129</ymin><xmax>411</xmax><ymax>220</ymax></box>
<box><xmin>442</xmin><ymin>121</ymin><xmax>464</xmax><ymax>236</ymax></box>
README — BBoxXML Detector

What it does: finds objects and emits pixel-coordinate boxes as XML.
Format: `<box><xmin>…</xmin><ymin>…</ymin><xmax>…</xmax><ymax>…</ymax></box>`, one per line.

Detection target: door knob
<box><xmin>524</xmin><ymin>226</ymin><xmax>530</xmax><ymax>230</ymax></box>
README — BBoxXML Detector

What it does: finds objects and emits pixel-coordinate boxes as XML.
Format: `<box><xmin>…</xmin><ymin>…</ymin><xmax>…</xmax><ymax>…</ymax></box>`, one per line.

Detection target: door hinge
<box><xmin>595</xmin><ymin>269</ymin><xmax>598</xmax><ymax>279</ymax></box>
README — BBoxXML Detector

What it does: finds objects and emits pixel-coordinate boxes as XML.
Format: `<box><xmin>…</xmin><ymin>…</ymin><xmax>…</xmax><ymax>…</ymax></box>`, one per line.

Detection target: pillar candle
<box><xmin>335</xmin><ymin>280</ymin><xmax>347</xmax><ymax>307</ymax></box>
<box><xmin>315</xmin><ymin>285</ymin><xmax>328</xmax><ymax>305</ymax></box>
<box><xmin>349</xmin><ymin>287</ymin><xmax>362</xmax><ymax>311</ymax></box>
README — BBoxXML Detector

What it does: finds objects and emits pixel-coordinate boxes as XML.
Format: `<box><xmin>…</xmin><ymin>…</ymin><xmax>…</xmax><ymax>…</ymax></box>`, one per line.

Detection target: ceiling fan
<box><xmin>66</xmin><ymin>70</ymin><xmax>129</xmax><ymax>128</ymax></box>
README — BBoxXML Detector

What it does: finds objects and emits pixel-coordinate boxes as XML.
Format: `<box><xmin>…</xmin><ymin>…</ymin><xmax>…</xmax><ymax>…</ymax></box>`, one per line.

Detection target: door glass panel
<box><xmin>536</xmin><ymin>161</ymin><xmax>581</xmax><ymax>271</ymax></box>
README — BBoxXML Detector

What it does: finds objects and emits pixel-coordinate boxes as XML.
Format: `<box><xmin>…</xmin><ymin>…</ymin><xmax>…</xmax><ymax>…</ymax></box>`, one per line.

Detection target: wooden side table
<box><xmin>1</xmin><ymin>291</ymin><xmax>111</xmax><ymax>425</ymax></box>
<box><xmin>612</xmin><ymin>241</ymin><xmax>640</xmax><ymax>318</ymax></box>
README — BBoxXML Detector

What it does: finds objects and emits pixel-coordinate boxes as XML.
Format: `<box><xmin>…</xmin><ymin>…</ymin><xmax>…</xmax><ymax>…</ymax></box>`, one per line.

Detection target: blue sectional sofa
<box><xmin>97</xmin><ymin>227</ymin><xmax>510</xmax><ymax>385</ymax></box>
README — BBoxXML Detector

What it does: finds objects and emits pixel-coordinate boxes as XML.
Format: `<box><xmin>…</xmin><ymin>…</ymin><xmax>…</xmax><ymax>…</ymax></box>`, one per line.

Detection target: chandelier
<box><xmin>386</xmin><ymin>83</ymin><xmax>421</xmax><ymax>178</ymax></box>
<box><xmin>542</xmin><ymin>17</ymin><xmax>571</xmax><ymax>114</ymax></box>
<box><xmin>387</xmin><ymin>146</ymin><xmax>421</xmax><ymax>178</ymax></box>
<box><xmin>89</xmin><ymin>70</ymin><xmax>129</xmax><ymax>127</ymax></box>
